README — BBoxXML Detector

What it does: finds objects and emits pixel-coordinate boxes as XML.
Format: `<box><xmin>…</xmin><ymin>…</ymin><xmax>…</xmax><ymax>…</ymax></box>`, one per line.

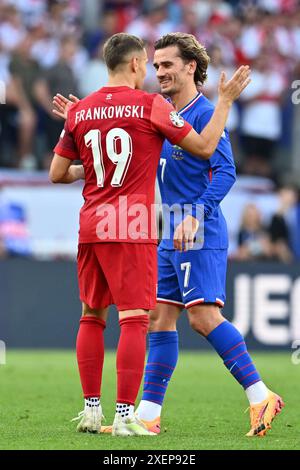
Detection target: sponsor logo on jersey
<box><xmin>106</xmin><ymin>94</ymin><xmax>112</xmax><ymax>100</ymax></box>
<box><xmin>169</xmin><ymin>111</ymin><xmax>184</xmax><ymax>128</ymax></box>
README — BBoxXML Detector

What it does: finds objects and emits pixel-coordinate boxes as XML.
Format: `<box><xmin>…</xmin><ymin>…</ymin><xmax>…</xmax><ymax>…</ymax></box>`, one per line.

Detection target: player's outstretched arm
<box><xmin>52</xmin><ymin>94</ymin><xmax>79</xmax><ymax>120</ymax></box>
<box><xmin>178</xmin><ymin>65</ymin><xmax>251</xmax><ymax>159</ymax></box>
<box><xmin>49</xmin><ymin>154</ymin><xmax>84</xmax><ymax>184</ymax></box>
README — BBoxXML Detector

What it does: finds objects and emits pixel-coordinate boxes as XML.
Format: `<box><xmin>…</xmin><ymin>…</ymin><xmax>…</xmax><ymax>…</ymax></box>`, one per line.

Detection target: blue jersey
<box><xmin>157</xmin><ymin>92</ymin><xmax>236</xmax><ymax>250</ymax></box>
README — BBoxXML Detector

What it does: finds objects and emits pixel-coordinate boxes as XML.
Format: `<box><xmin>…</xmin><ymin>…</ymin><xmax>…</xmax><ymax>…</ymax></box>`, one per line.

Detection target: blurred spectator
<box><xmin>176</xmin><ymin>2</ymin><xmax>203</xmax><ymax>36</ymax></box>
<box><xmin>47</xmin><ymin>0</ymin><xmax>80</xmax><ymax>38</ymax></box>
<box><xmin>102</xmin><ymin>0</ymin><xmax>137</xmax><ymax>32</ymax></box>
<box><xmin>257</xmin><ymin>0</ymin><xmax>298</xmax><ymax>14</ymax></box>
<box><xmin>268</xmin><ymin>185</ymin><xmax>297</xmax><ymax>263</ymax></box>
<box><xmin>34</xmin><ymin>36</ymin><xmax>79</xmax><ymax>168</ymax></box>
<box><xmin>239</xmin><ymin>52</ymin><xmax>286</xmax><ymax>179</ymax></box>
<box><xmin>0</xmin><ymin>202</ymin><xmax>31</xmax><ymax>258</ymax></box>
<box><xmin>196</xmin><ymin>12</ymin><xmax>239</xmax><ymax>67</ymax></box>
<box><xmin>8</xmin><ymin>34</ymin><xmax>41</xmax><ymax>169</ymax></box>
<box><xmin>203</xmin><ymin>44</ymin><xmax>240</xmax><ymax>159</ymax></box>
<box><xmin>0</xmin><ymin>4</ymin><xmax>26</xmax><ymax>51</ymax></box>
<box><xmin>84</xmin><ymin>10</ymin><xmax>120</xmax><ymax>57</ymax></box>
<box><xmin>126</xmin><ymin>2</ymin><xmax>175</xmax><ymax>45</ymax></box>
<box><xmin>235</xmin><ymin>203</ymin><xmax>272</xmax><ymax>260</ymax></box>
<box><xmin>1</xmin><ymin>0</ymin><xmax>47</xmax><ymax>28</ymax></box>
<box><xmin>143</xmin><ymin>39</ymin><xmax>160</xmax><ymax>93</ymax></box>
<box><xmin>78</xmin><ymin>41</ymin><xmax>108</xmax><ymax>97</ymax></box>
<box><xmin>30</xmin><ymin>20</ymin><xmax>60</xmax><ymax>69</ymax></box>
<box><xmin>239</xmin><ymin>8</ymin><xmax>272</xmax><ymax>61</ymax></box>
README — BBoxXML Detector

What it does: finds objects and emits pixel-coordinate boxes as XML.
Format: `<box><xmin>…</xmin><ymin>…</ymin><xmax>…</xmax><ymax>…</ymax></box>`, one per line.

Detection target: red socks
<box><xmin>117</xmin><ymin>315</ymin><xmax>149</xmax><ymax>405</ymax></box>
<box><xmin>76</xmin><ymin>316</ymin><xmax>106</xmax><ymax>398</ymax></box>
<box><xmin>76</xmin><ymin>314</ymin><xmax>149</xmax><ymax>405</ymax></box>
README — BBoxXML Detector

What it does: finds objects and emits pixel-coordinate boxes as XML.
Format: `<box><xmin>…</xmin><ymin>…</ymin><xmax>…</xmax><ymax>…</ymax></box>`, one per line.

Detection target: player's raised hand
<box><xmin>218</xmin><ymin>65</ymin><xmax>251</xmax><ymax>105</ymax></box>
<box><xmin>174</xmin><ymin>215</ymin><xmax>200</xmax><ymax>252</ymax></box>
<box><xmin>52</xmin><ymin>93</ymin><xmax>79</xmax><ymax>120</ymax></box>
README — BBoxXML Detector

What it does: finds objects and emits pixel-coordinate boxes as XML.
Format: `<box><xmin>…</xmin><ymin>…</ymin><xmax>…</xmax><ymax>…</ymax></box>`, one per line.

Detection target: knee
<box><xmin>149</xmin><ymin>314</ymin><xmax>176</xmax><ymax>333</ymax></box>
<box><xmin>188</xmin><ymin>312</ymin><xmax>207</xmax><ymax>336</ymax></box>
<box><xmin>188</xmin><ymin>305</ymin><xmax>225</xmax><ymax>337</ymax></box>
<box><xmin>82</xmin><ymin>303</ymin><xmax>104</xmax><ymax>319</ymax></box>
<box><xmin>188</xmin><ymin>306</ymin><xmax>225</xmax><ymax>337</ymax></box>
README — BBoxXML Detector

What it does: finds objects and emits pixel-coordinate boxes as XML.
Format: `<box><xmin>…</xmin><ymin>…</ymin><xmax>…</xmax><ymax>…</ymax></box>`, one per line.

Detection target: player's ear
<box><xmin>132</xmin><ymin>56</ymin><xmax>139</xmax><ymax>73</ymax></box>
<box><xmin>188</xmin><ymin>60</ymin><xmax>197</xmax><ymax>75</ymax></box>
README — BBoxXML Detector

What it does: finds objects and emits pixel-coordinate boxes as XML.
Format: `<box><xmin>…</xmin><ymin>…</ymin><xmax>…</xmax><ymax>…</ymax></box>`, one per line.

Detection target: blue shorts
<box><xmin>157</xmin><ymin>246</ymin><xmax>227</xmax><ymax>309</ymax></box>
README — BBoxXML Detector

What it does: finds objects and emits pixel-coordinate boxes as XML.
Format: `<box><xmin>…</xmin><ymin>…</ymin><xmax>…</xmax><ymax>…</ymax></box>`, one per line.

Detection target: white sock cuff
<box><xmin>85</xmin><ymin>397</ymin><xmax>100</xmax><ymax>408</ymax></box>
<box><xmin>245</xmin><ymin>381</ymin><xmax>268</xmax><ymax>405</ymax></box>
<box><xmin>116</xmin><ymin>403</ymin><xmax>134</xmax><ymax>418</ymax></box>
<box><xmin>135</xmin><ymin>400</ymin><xmax>162</xmax><ymax>421</ymax></box>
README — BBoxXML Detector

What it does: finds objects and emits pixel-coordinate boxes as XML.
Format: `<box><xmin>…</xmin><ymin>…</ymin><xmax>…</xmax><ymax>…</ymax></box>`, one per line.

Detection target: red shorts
<box><xmin>77</xmin><ymin>243</ymin><xmax>157</xmax><ymax>311</ymax></box>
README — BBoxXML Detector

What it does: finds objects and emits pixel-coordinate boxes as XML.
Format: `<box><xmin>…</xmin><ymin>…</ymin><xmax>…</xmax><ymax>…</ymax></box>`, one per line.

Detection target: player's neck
<box><xmin>107</xmin><ymin>73</ymin><xmax>136</xmax><ymax>89</ymax></box>
<box><xmin>170</xmin><ymin>86</ymin><xmax>199</xmax><ymax>112</ymax></box>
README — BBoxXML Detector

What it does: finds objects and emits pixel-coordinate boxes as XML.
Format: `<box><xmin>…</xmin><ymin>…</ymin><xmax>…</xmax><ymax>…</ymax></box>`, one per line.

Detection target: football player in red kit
<box><xmin>50</xmin><ymin>33</ymin><xmax>250</xmax><ymax>436</ymax></box>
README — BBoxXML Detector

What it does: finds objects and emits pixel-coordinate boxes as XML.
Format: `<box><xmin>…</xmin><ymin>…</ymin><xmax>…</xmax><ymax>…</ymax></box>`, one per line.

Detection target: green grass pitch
<box><xmin>0</xmin><ymin>350</ymin><xmax>298</xmax><ymax>450</ymax></box>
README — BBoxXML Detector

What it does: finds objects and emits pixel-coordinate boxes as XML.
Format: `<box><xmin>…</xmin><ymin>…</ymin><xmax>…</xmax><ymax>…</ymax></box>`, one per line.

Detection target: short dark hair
<box><xmin>103</xmin><ymin>33</ymin><xmax>145</xmax><ymax>71</ymax></box>
<box><xmin>154</xmin><ymin>32</ymin><xmax>210</xmax><ymax>85</ymax></box>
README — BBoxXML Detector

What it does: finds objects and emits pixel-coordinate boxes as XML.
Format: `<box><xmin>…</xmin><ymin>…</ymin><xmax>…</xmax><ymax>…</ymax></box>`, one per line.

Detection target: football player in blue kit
<box><xmin>134</xmin><ymin>33</ymin><xmax>284</xmax><ymax>437</ymax></box>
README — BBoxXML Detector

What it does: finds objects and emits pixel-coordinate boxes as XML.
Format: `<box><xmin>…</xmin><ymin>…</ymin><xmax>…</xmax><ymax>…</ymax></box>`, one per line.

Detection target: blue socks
<box><xmin>141</xmin><ymin>331</ymin><xmax>179</xmax><ymax>405</ymax></box>
<box><xmin>207</xmin><ymin>321</ymin><xmax>261</xmax><ymax>389</ymax></box>
<box><xmin>141</xmin><ymin>322</ymin><xmax>260</xmax><ymax>413</ymax></box>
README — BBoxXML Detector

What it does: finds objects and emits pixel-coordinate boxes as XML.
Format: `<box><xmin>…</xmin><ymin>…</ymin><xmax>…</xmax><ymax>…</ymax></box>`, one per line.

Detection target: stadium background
<box><xmin>0</xmin><ymin>0</ymin><xmax>299</xmax><ymax>451</ymax></box>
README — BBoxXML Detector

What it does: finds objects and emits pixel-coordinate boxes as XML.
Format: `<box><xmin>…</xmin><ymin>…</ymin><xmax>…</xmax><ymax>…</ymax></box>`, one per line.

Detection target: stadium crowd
<box><xmin>0</xmin><ymin>0</ymin><xmax>299</xmax><ymax>260</ymax></box>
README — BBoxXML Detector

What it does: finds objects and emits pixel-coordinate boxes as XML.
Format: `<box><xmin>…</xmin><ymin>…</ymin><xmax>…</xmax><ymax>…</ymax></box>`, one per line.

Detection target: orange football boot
<box><xmin>246</xmin><ymin>390</ymin><xmax>284</xmax><ymax>437</ymax></box>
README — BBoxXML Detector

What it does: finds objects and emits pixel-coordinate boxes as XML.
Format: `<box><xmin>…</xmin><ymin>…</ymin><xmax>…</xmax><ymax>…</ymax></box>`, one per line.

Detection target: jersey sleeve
<box><xmin>189</xmin><ymin>108</ymin><xmax>236</xmax><ymax>219</ymax></box>
<box><xmin>53</xmin><ymin>119</ymin><xmax>79</xmax><ymax>161</ymax></box>
<box><xmin>150</xmin><ymin>94</ymin><xmax>192</xmax><ymax>145</ymax></box>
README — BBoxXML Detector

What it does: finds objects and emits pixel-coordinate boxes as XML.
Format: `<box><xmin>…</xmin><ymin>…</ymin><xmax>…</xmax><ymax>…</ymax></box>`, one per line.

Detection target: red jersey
<box><xmin>54</xmin><ymin>86</ymin><xmax>192</xmax><ymax>244</ymax></box>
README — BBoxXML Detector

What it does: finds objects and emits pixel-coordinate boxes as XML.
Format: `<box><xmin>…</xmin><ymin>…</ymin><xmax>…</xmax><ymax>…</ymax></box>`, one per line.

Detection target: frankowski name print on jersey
<box><xmin>75</xmin><ymin>105</ymin><xmax>145</xmax><ymax>124</ymax></box>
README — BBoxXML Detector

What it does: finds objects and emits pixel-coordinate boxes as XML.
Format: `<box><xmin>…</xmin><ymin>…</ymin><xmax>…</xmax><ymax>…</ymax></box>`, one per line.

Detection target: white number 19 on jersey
<box><xmin>84</xmin><ymin>128</ymin><xmax>133</xmax><ymax>188</ymax></box>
